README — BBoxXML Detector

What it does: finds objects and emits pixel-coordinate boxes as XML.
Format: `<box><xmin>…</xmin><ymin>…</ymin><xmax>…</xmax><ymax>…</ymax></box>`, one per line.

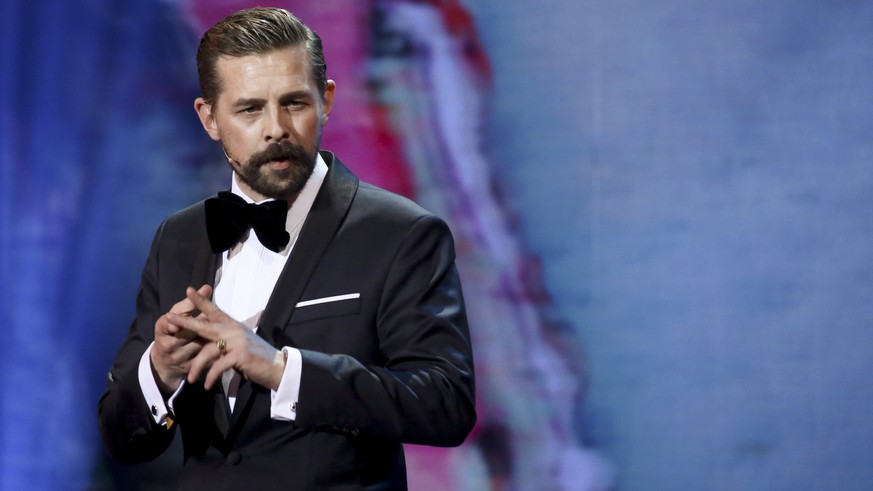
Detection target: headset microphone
<box><xmin>221</xmin><ymin>145</ymin><xmax>240</xmax><ymax>167</ymax></box>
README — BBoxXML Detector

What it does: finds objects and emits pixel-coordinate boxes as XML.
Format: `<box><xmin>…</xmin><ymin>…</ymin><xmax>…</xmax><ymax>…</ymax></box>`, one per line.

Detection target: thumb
<box><xmin>196</xmin><ymin>284</ymin><xmax>213</xmax><ymax>300</ymax></box>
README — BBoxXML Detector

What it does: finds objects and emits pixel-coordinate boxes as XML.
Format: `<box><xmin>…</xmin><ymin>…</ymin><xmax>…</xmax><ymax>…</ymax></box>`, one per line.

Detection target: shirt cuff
<box><xmin>138</xmin><ymin>343</ymin><xmax>184</xmax><ymax>427</ymax></box>
<box><xmin>270</xmin><ymin>347</ymin><xmax>302</xmax><ymax>421</ymax></box>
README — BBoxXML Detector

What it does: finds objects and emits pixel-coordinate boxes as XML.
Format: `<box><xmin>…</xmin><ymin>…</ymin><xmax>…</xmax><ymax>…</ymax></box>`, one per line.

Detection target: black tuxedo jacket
<box><xmin>98</xmin><ymin>152</ymin><xmax>476</xmax><ymax>490</ymax></box>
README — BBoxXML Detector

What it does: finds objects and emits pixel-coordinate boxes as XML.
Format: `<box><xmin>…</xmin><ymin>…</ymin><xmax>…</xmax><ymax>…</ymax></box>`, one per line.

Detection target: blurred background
<box><xmin>2</xmin><ymin>0</ymin><xmax>872</xmax><ymax>490</ymax></box>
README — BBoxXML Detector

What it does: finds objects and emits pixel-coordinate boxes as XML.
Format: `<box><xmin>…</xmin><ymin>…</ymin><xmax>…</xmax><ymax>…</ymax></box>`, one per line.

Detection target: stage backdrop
<box><xmin>1</xmin><ymin>0</ymin><xmax>872</xmax><ymax>490</ymax></box>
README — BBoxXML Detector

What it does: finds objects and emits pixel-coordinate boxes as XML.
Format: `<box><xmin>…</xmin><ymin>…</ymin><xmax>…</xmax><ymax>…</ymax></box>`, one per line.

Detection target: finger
<box><xmin>156</xmin><ymin>316</ymin><xmax>195</xmax><ymax>345</ymax></box>
<box><xmin>155</xmin><ymin>315</ymin><xmax>176</xmax><ymax>335</ymax></box>
<box><xmin>169</xmin><ymin>309</ymin><xmax>212</xmax><ymax>342</ymax></box>
<box><xmin>168</xmin><ymin>340</ymin><xmax>205</xmax><ymax>365</ymax></box>
<box><xmin>196</xmin><ymin>284</ymin><xmax>213</xmax><ymax>300</ymax></box>
<box><xmin>188</xmin><ymin>339</ymin><xmax>235</xmax><ymax>390</ymax></box>
<box><xmin>169</xmin><ymin>284</ymin><xmax>213</xmax><ymax>316</ymax></box>
<box><xmin>187</xmin><ymin>335</ymin><xmax>229</xmax><ymax>386</ymax></box>
<box><xmin>166</xmin><ymin>311</ymin><xmax>215</xmax><ymax>339</ymax></box>
<box><xmin>158</xmin><ymin>315</ymin><xmax>198</xmax><ymax>344</ymax></box>
<box><xmin>185</xmin><ymin>286</ymin><xmax>225</xmax><ymax>319</ymax></box>
<box><xmin>155</xmin><ymin>324</ymin><xmax>204</xmax><ymax>354</ymax></box>
<box><xmin>204</xmin><ymin>354</ymin><xmax>236</xmax><ymax>390</ymax></box>
<box><xmin>187</xmin><ymin>341</ymin><xmax>219</xmax><ymax>385</ymax></box>
<box><xmin>169</xmin><ymin>295</ymin><xmax>197</xmax><ymax>316</ymax></box>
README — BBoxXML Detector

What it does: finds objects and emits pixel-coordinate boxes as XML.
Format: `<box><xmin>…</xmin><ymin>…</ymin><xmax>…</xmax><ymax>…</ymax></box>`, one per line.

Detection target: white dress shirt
<box><xmin>138</xmin><ymin>154</ymin><xmax>329</xmax><ymax>426</ymax></box>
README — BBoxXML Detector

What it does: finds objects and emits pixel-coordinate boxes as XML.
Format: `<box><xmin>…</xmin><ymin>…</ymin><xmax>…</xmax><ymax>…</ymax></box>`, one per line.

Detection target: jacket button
<box><xmin>226</xmin><ymin>451</ymin><xmax>242</xmax><ymax>465</ymax></box>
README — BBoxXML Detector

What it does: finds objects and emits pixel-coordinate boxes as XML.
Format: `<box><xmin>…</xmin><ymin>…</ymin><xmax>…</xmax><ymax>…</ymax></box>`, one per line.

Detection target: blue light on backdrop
<box><xmin>2</xmin><ymin>0</ymin><xmax>873</xmax><ymax>490</ymax></box>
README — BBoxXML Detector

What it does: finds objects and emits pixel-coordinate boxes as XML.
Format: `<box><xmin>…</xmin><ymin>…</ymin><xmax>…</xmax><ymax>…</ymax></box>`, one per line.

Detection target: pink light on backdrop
<box><xmin>180</xmin><ymin>0</ymin><xmax>414</xmax><ymax>196</ymax></box>
<box><xmin>172</xmin><ymin>1</ymin><xmax>612</xmax><ymax>488</ymax></box>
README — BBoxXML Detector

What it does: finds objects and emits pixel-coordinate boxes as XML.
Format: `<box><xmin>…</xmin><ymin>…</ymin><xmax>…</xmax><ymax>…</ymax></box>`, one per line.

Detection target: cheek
<box><xmin>294</xmin><ymin>116</ymin><xmax>323</xmax><ymax>145</ymax></box>
<box><xmin>218</xmin><ymin>123</ymin><xmax>257</xmax><ymax>153</ymax></box>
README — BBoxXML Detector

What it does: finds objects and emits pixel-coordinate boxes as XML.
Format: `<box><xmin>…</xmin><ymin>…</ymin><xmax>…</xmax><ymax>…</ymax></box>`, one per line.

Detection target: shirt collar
<box><xmin>229</xmin><ymin>153</ymin><xmax>329</xmax><ymax>238</ymax></box>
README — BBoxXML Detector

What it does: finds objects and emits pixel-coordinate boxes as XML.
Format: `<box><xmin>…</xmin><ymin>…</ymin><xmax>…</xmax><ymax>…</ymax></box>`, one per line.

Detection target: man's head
<box><xmin>196</xmin><ymin>7</ymin><xmax>328</xmax><ymax>105</ymax></box>
<box><xmin>194</xmin><ymin>8</ymin><xmax>335</xmax><ymax>202</ymax></box>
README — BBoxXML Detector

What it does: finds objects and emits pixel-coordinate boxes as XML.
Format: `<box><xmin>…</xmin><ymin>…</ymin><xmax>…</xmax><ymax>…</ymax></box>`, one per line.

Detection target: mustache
<box><xmin>248</xmin><ymin>141</ymin><xmax>310</xmax><ymax>168</ymax></box>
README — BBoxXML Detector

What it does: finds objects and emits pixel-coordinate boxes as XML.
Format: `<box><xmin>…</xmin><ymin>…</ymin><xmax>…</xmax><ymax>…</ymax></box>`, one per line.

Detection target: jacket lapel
<box><xmin>213</xmin><ymin>389</ymin><xmax>232</xmax><ymax>437</ymax></box>
<box><xmin>228</xmin><ymin>152</ymin><xmax>359</xmax><ymax>429</ymax></box>
<box><xmin>191</xmin><ymin>224</ymin><xmax>219</xmax><ymax>290</ymax></box>
<box><xmin>258</xmin><ymin>152</ymin><xmax>358</xmax><ymax>345</ymax></box>
<box><xmin>185</xmin><ymin>202</ymin><xmax>231</xmax><ymax>433</ymax></box>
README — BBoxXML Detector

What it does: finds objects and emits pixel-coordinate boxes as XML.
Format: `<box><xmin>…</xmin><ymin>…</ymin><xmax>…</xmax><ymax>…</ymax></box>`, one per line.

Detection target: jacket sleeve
<box><xmin>97</xmin><ymin>221</ymin><xmax>177</xmax><ymax>464</ymax></box>
<box><xmin>295</xmin><ymin>215</ymin><xmax>476</xmax><ymax>446</ymax></box>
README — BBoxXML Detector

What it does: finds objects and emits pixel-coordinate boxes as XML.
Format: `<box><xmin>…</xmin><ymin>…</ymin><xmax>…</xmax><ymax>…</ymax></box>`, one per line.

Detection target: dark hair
<box><xmin>195</xmin><ymin>7</ymin><xmax>327</xmax><ymax>104</ymax></box>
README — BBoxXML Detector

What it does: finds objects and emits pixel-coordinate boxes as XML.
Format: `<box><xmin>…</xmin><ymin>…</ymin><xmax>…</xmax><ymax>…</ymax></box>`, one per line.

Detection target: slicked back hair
<box><xmin>196</xmin><ymin>7</ymin><xmax>327</xmax><ymax>105</ymax></box>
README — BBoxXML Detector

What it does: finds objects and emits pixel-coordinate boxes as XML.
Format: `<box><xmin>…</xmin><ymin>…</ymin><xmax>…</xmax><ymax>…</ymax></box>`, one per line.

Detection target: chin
<box><xmin>261</xmin><ymin>170</ymin><xmax>314</xmax><ymax>200</ymax></box>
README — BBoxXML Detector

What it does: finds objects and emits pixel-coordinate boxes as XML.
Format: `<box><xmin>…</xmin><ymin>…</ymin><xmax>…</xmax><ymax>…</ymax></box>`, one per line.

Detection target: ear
<box><xmin>194</xmin><ymin>97</ymin><xmax>221</xmax><ymax>141</ymax></box>
<box><xmin>321</xmin><ymin>80</ymin><xmax>336</xmax><ymax>126</ymax></box>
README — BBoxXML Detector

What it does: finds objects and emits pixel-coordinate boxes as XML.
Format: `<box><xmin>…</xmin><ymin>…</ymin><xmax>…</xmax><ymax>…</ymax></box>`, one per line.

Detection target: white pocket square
<box><xmin>295</xmin><ymin>293</ymin><xmax>361</xmax><ymax>308</ymax></box>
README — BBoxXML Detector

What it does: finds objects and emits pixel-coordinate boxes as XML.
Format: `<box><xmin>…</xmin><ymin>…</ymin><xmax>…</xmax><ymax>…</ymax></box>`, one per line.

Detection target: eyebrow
<box><xmin>278</xmin><ymin>91</ymin><xmax>314</xmax><ymax>104</ymax></box>
<box><xmin>231</xmin><ymin>91</ymin><xmax>313</xmax><ymax>109</ymax></box>
<box><xmin>232</xmin><ymin>98</ymin><xmax>266</xmax><ymax>109</ymax></box>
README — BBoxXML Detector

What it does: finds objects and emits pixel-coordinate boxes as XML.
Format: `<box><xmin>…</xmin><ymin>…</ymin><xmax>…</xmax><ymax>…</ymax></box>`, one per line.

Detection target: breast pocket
<box><xmin>290</xmin><ymin>293</ymin><xmax>361</xmax><ymax>324</ymax></box>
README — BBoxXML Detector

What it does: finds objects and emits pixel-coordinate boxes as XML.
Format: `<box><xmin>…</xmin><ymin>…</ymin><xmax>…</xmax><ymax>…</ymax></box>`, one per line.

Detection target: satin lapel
<box><xmin>191</xmin><ymin>222</ymin><xmax>219</xmax><ymax>290</ymax></box>
<box><xmin>227</xmin><ymin>379</ymin><xmax>258</xmax><ymax>431</ymax></box>
<box><xmin>258</xmin><ymin>152</ymin><xmax>358</xmax><ymax>345</ymax></box>
<box><xmin>213</xmin><ymin>389</ymin><xmax>231</xmax><ymax>437</ymax></box>
<box><xmin>191</xmin><ymin>200</ymin><xmax>227</xmax><ymax>433</ymax></box>
<box><xmin>228</xmin><ymin>153</ymin><xmax>358</xmax><ymax>430</ymax></box>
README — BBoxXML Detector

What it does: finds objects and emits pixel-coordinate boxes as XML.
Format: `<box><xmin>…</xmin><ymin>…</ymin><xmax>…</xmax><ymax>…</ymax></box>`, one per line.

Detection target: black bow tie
<box><xmin>205</xmin><ymin>191</ymin><xmax>290</xmax><ymax>253</ymax></box>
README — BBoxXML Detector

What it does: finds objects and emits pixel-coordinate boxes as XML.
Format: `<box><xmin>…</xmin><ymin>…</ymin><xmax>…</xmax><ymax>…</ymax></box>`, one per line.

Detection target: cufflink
<box><xmin>291</xmin><ymin>402</ymin><xmax>297</xmax><ymax>413</ymax></box>
<box><xmin>151</xmin><ymin>405</ymin><xmax>158</xmax><ymax>416</ymax></box>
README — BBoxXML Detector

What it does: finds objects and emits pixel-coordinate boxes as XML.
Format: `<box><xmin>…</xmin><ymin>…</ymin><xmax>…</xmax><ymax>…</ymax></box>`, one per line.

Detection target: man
<box><xmin>98</xmin><ymin>7</ymin><xmax>476</xmax><ymax>490</ymax></box>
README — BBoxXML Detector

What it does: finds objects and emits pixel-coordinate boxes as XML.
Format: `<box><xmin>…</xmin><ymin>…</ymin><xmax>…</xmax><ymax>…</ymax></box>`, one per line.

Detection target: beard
<box><xmin>231</xmin><ymin>140</ymin><xmax>317</xmax><ymax>200</ymax></box>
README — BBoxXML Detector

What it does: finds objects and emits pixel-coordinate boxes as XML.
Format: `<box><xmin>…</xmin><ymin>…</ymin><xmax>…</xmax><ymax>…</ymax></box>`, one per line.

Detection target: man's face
<box><xmin>195</xmin><ymin>46</ymin><xmax>335</xmax><ymax>201</ymax></box>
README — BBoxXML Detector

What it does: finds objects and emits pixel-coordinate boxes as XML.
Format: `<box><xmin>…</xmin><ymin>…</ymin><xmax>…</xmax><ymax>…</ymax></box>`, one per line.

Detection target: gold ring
<box><xmin>216</xmin><ymin>338</ymin><xmax>227</xmax><ymax>355</ymax></box>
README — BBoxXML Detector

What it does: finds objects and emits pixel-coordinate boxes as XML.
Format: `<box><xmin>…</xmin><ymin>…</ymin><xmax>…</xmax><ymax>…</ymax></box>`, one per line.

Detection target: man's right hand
<box><xmin>150</xmin><ymin>284</ymin><xmax>213</xmax><ymax>396</ymax></box>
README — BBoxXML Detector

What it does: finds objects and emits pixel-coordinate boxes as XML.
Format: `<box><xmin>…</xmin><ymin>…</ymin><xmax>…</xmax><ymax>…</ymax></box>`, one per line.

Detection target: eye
<box><xmin>239</xmin><ymin>106</ymin><xmax>261</xmax><ymax>115</ymax></box>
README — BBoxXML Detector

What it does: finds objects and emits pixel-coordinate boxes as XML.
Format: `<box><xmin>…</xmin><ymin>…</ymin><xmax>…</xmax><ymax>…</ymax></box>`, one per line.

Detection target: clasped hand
<box><xmin>150</xmin><ymin>285</ymin><xmax>286</xmax><ymax>395</ymax></box>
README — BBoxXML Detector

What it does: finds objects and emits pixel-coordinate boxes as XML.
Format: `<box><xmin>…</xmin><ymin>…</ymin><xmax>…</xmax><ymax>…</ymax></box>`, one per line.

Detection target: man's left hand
<box><xmin>167</xmin><ymin>287</ymin><xmax>287</xmax><ymax>391</ymax></box>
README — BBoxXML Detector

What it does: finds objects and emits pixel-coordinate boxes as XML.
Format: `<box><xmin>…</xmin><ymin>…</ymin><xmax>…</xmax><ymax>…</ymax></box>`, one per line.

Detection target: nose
<box><xmin>264</xmin><ymin>106</ymin><xmax>290</xmax><ymax>142</ymax></box>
